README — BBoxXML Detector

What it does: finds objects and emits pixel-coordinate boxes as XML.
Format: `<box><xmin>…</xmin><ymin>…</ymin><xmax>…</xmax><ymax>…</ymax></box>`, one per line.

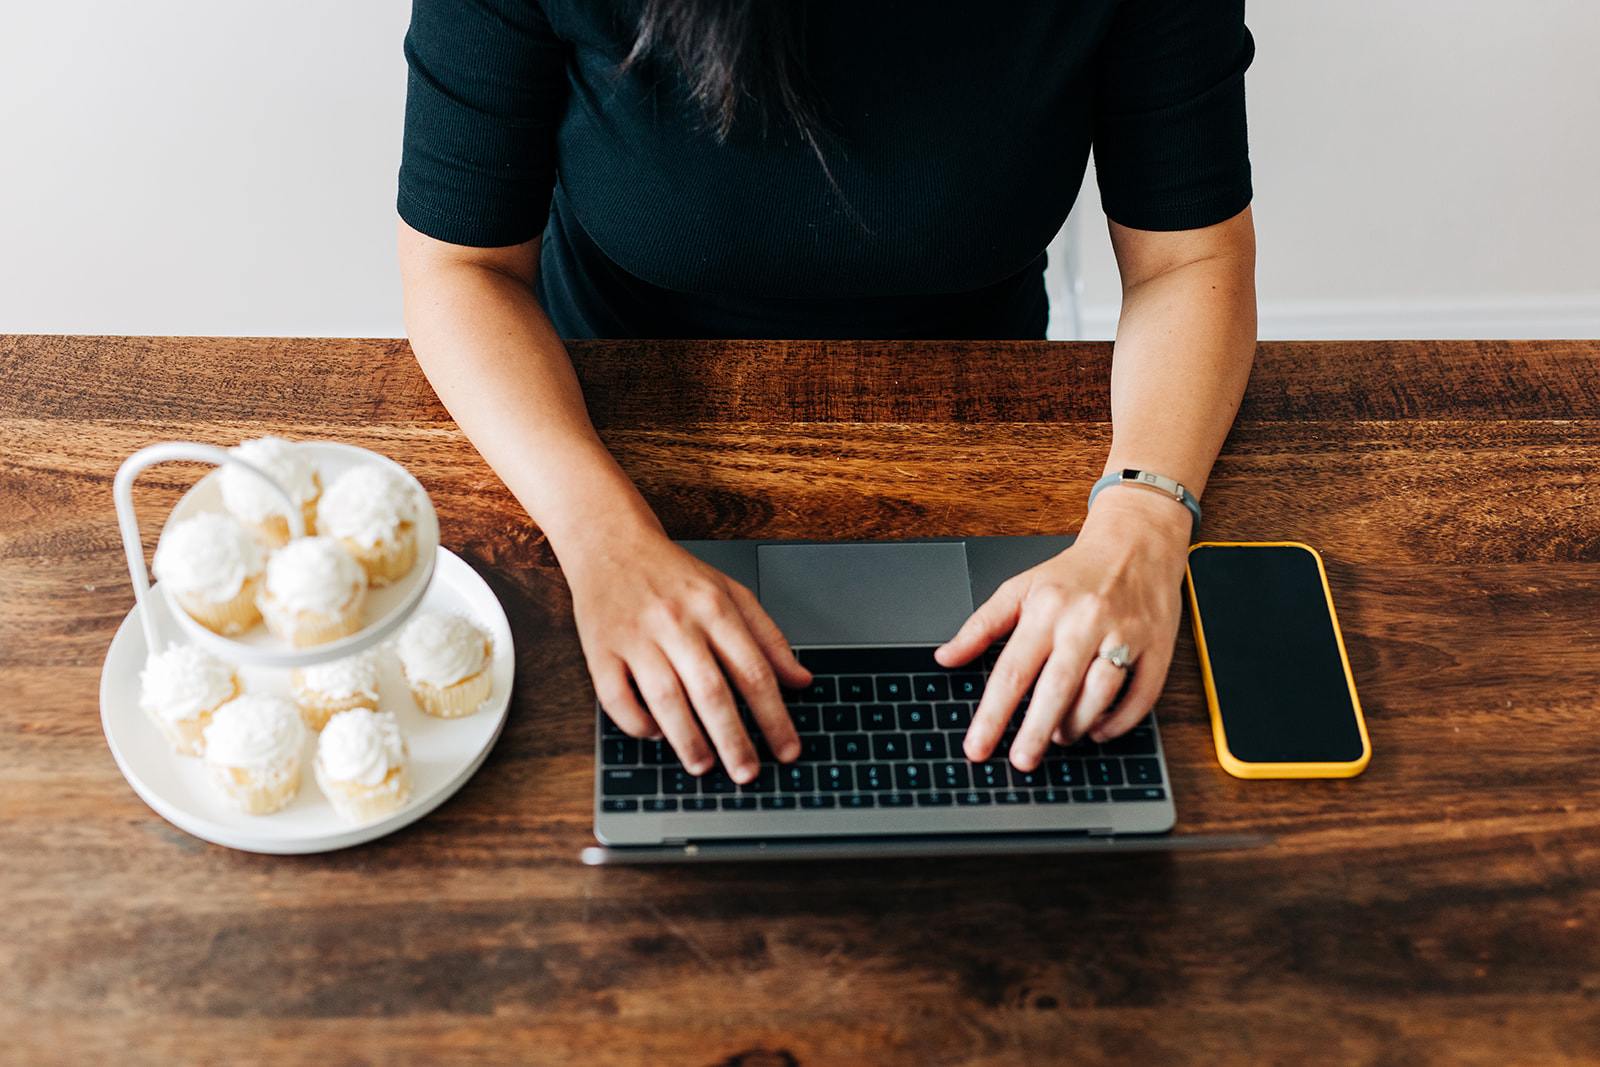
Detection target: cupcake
<box><xmin>257</xmin><ymin>536</ymin><xmax>369</xmax><ymax>648</ymax></box>
<box><xmin>316</xmin><ymin>465</ymin><xmax>421</xmax><ymax>586</ymax></box>
<box><xmin>314</xmin><ymin>708</ymin><xmax>413</xmax><ymax>823</ymax></box>
<box><xmin>397</xmin><ymin>610</ymin><xmax>494</xmax><ymax>718</ymax></box>
<box><xmin>202</xmin><ymin>695</ymin><xmax>307</xmax><ymax>814</ymax></box>
<box><xmin>138</xmin><ymin>643</ymin><xmax>240</xmax><ymax>756</ymax></box>
<box><xmin>218</xmin><ymin>436</ymin><xmax>321</xmax><ymax>547</ymax></box>
<box><xmin>152</xmin><ymin>512</ymin><xmax>266</xmax><ymax>635</ymax></box>
<box><xmin>291</xmin><ymin>650</ymin><xmax>380</xmax><ymax>732</ymax></box>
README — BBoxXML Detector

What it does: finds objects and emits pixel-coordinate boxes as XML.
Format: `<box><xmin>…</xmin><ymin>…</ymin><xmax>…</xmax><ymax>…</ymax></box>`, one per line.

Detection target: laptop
<box><xmin>583</xmin><ymin>536</ymin><xmax>1251</xmax><ymax>864</ymax></box>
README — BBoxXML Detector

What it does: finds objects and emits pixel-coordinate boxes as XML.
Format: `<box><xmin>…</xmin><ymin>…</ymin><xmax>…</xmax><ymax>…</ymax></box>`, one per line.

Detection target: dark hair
<box><xmin>623</xmin><ymin>0</ymin><xmax>861</xmax><ymax>223</ymax></box>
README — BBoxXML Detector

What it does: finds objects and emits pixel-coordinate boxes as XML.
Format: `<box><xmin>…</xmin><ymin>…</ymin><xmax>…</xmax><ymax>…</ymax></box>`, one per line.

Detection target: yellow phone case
<box><xmin>1185</xmin><ymin>541</ymin><xmax>1371</xmax><ymax>780</ymax></box>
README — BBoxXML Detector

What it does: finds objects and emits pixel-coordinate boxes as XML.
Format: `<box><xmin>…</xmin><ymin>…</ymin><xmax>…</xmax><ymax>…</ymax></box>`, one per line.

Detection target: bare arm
<box><xmin>940</xmin><ymin>205</ymin><xmax>1257</xmax><ymax>769</ymax></box>
<box><xmin>398</xmin><ymin>220</ymin><xmax>808</xmax><ymax>781</ymax></box>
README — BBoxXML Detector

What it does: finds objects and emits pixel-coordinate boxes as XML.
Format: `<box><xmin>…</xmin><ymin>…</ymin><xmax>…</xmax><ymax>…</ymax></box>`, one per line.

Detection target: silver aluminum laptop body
<box><xmin>585</xmin><ymin>536</ymin><xmax>1200</xmax><ymax>864</ymax></box>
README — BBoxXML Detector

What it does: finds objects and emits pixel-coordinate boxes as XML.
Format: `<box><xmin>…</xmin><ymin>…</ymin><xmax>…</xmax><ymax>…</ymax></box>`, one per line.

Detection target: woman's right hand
<box><xmin>562</xmin><ymin>521</ymin><xmax>811</xmax><ymax>783</ymax></box>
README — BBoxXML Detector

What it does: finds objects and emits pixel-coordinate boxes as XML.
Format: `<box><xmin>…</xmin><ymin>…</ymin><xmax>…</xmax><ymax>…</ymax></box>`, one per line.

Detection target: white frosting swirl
<box><xmin>219</xmin><ymin>436</ymin><xmax>319</xmax><ymax>524</ymax></box>
<box><xmin>139</xmin><ymin>644</ymin><xmax>236</xmax><ymax>723</ymax></box>
<box><xmin>296</xmin><ymin>650</ymin><xmax>380</xmax><ymax>701</ymax></box>
<box><xmin>316</xmin><ymin>708</ymin><xmax>407</xmax><ymax>787</ymax></box>
<box><xmin>152</xmin><ymin>512</ymin><xmax>264</xmax><ymax>600</ymax></box>
<box><xmin>264</xmin><ymin>537</ymin><xmax>365</xmax><ymax>614</ymax></box>
<box><xmin>397</xmin><ymin>611</ymin><xmax>489</xmax><ymax>688</ymax></box>
<box><xmin>203</xmin><ymin>695</ymin><xmax>305</xmax><ymax>769</ymax></box>
<box><xmin>317</xmin><ymin>465</ymin><xmax>419</xmax><ymax>548</ymax></box>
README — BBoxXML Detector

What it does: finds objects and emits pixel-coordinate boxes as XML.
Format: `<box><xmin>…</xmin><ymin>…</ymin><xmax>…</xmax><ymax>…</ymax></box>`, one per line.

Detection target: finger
<box><xmin>1010</xmin><ymin>636</ymin><xmax>1099</xmax><ymax>771</ymax></box>
<box><xmin>590</xmin><ymin>656</ymin><xmax>661</xmax><ymax>739</ymax></box>
<box><xmin>1088</xmin><ymin>646</ymin><xmax>1174</xmax><ymax>743</ymax></box>
<box><xmin>727</xmin><ymin>581</ymin><xmax>811</xmax><ymax>689</ymax></box>
<box><xmin>1062</xmin><ymin>653</ymin><xmax>1133</xmax><ymax>745</ymax></box>
<box><xmin>661</xmin><ymin>633</ymin><xmax>761</xmax><ymax>783</ymax></box>
<box><xmin>937</xmin><ymin>576</ymin><xmax>1024</xmax><ymax>668</ymax></box>
<box><xmin>704</xmin><ymin>608</ymin><xmax>801</xmax><ymax>763</ymax></box>
<box><xmin>624</xmin><ymin>649</ymin><xmax>717</xmax><ymax>775</ymax></box>
<box><xmin>962</xmin><ymin>614</ymin><xmax>1051</xmax><ymax>763</ymax></box>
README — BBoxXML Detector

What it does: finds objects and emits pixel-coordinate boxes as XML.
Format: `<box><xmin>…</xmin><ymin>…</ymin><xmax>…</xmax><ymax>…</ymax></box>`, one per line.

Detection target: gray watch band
<box><xmin>1088</xmin><ymin>469</ymin><xmax>1202</xmax><ymax>538</ymax></box>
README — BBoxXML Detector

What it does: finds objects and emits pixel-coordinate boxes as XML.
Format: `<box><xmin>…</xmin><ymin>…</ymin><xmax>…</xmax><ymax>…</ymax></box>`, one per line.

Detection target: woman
<box><xmin>397</xmin><ymin>0</ymin><xmax>1257</xmax><ymax>785</ymax></box>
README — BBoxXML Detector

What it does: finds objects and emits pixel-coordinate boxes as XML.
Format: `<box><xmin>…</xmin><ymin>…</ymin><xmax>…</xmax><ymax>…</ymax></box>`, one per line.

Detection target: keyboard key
<box><xmin>721</xmin><ymin>796</ymin><xmax>758</xmax><ymax>811</ymax></box>
<box><xmin>1125</xmin><ymin>758</ymin><xmax>1162</xmax><ymax>785</ymax></box>
<box><xmin>912</xmin><ymin>675</ymin><xmax>951</xmax><ymax>701</ymax></box>
<box><xmin>601</xmin><ymin>738</ymin><xmax>639</xmax><ymax>765</ymax></box>
<box><xmin>682</xmin><ymin>797</ymin><xmax>718</xmax><ymax>812</ymax></box>
<box><xmin>974</xmin><ymin>761</ymin><xmax>1008</xmax><ymax>790</ymax></box>
<box><xmin>778</xmin><ymin>765</ymin><xmax>815</xmax><ymax>792</ymax></box>
<box><xmin>819</xmin><ymin>764</ymin><xmax>854</xmax><ymax>791</ymax></box>
<box><xmin>951</xmin><ymin>673</ymin><xmax>984</xmax><ymax>700</ymax></box>
<box><xmin>1086</xmin><ymin>758</ymin><xmax>1125</xmax><ymax>786</ymax></box>
<box><xmin>879</xmin><ymin>792</ymin><xmax>915</xmax><ymax>808</ymax></box>
<box><xmin>601</xmin><ymin>769</ymin><xmax>658</xmax><ymax>795</ymax></box>
<box><xmin>799</xmin><ymin>736</ymin><xmax>831</xmax><ymax>761</ymax></box>
<box><xmin>641</xmin><ymin>739</ymin><xmax>678</xmax><ymax>766</ymax></box>
<box><xmin>995</xmin><ymin>789</ymin><xmax>1030</xmax><ymax>805</ymax></box>
<box><xmin>909</xmin><ymin>732</ymin><xmax>947</xmax><ymax>759</ymax></box>
<box><xmin>801</xmin><ymin>795</ymin><xmax>837</xmax><ymax>810</ymax></box>
<box><xmin>739</xmin><ymin>766</ymin><xmax>777</xmax><ymax>793</ymax></box>
<box><xmin>642</xmin><ymin>798</ymin><xmax>677</xmax><ymax>813</ymax></box>
<box><xmin>1072</xmin><ymin>788</ymin><xmax>1110</xmax><ymax>803</ymax></box>
<box><xmin>663</xmin><ymin>769</ymin><xmax>699</xmax><ymax>795</ymax></box>
<box><xmin>833</xmin><ymin>733</ymin><xmax>870</xmax><ymax>760</ymax></box>
<box><xmin>601</xmin><ymin>799</ymin><xmax>638</xmax><ymax>813</ymax></box>
<box><xmin>1102</xmin><ymin>725</ymin><xmax>1158</xmax><ymax>756</ymax></box>
<box><xmin>797</xmin><ymin>677</ymin><xmax>837</xmax><ymax>703</ymax></box>
<box><xmin>917</xmin><ymin>792</ymin><xmax>954</xmax><ymax>807</ymax></box>
<box><xmin>838</xmin><ymin>676</ymin><xmax>874</xmax><ymax>702</ymax></box>
<box><xmin>791</xmin><ymin>706</ymin><xmax>822</xmax><ymax>733</ymax></box>
<box><xmin>601</xmin><ymin>714</ymin><xmax>625</xmax><ymax>736</ymax></box>
<box><xmin>876</xmin><ymin>676</ymin><xmax>912</xmax><ymax>702</ymax></box>
<box><xmin>1111</xmin><ymin>787</ymin><xmax>1168</xmax><ymax>802</ymax></box>
<box><xmin>858</xmin><ymin>763</ymin><xmax>892</xmax><ymax>791</ymax></box>
<box><xmin>897</xmin><ymin>704</ymin><xmax>934</xmax><ymax>730</ymax></box>
<box><xmin>1009</xmin><ymin>766</ymin><xmax>1047</xmax><ymax>789</ymax></box>
<box><xmin>823</xmin><ymin>706</ymin><xmax>860</xmax><ymax>732</ymax></box>
<box><xmin>700</xmin><ymin>768</ymin><xmax>737</xmax><ymax>794</ymax></box>
<box><xmin>893</xmin><ymin>762</ymin><xmax>932</xmax><ymax>791</ymax></box>
<box><xmin>861</xmin><ymin>705</ymin><xmax>896</xmax><ymax>731</ymax></box>
<box><xmin>935</xmin><ymin>702</ymin><xmax>972</xmax><ymax>729</ymax></box>
<box><xmin>761</xmin><ymin>795</ymin><xmax>798</xmax><ymax>810</ymax></box>
<box><xmin>933</xmin><ymin>762</ymin><xmax>971</xmax><ymax>790</ymax></box>
<box><xmin>1047</xmin><ymin>759</ymin><xmax>1085</xmax><ymax>788</ymax></box>
<box><xmin>1033</xmin><ymin>788</ymin><xmax>1071</xmax><ymax>804</ymax></box>
<box><xmin>956</xmin><ymin>791</ymin><xmax>992</xmax><ymax>806</ymax></box>
<box><xmin>840</xmin><ymin>793</ymin><xmax>876</xmax><ymax>809</ymax></box>
<box><xmin>871</xmin><ymin>734</ymin><xmax>909</xmax><ymax>761</ymax></box>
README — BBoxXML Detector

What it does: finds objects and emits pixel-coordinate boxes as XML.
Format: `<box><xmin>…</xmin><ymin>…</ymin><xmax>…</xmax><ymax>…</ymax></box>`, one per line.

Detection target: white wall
<box><xmin>2</xmin><ymin>2</ymin><xmax>1597</xmax><ymax>339</ymax></box>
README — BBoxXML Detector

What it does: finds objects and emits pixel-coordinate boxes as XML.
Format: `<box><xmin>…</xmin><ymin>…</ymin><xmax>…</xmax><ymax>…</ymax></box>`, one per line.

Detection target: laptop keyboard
<box><xmin>599</xmin><ymin>646</ymin><xmax>1168</xmax><ymax>814</ymax></box>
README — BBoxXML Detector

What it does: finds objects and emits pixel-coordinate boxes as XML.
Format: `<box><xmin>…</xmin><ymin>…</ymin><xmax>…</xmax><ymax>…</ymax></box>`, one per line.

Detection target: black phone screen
<box><xmin>1186</xmin><ymin>544</ymin><xmax>1364</xmax><ymax>765</ymax></box>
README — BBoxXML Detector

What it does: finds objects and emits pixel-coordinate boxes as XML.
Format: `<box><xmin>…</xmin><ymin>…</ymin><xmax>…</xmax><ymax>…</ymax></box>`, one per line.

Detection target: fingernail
<box><xmin>688</xmin><ymin>759</ymin><xmax>711</xmax><ymax>776</ymax></box>
<box><xmin>734</xmin><ymin>763</ymin><xmax>757</xmax><ymax>783</ymax></box>
<box><xmin>779</xmin><ymin>741</ymin><xmax>800</xmax><ymax>762</ymax></box>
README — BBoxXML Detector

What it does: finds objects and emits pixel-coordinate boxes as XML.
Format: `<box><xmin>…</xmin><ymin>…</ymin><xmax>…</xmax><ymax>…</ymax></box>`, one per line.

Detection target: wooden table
<box><xmin>4</xmin><ymin>335</ymin><xmax>1599</xmax><ymax>1065</ymax></box>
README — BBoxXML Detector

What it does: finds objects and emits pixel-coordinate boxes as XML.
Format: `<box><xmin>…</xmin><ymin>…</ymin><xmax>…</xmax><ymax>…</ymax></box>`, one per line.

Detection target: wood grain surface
<box><xmin>3</xmin><ymin>335</ymin><xmax>1600</xmax><ymax>1066</ymax></box>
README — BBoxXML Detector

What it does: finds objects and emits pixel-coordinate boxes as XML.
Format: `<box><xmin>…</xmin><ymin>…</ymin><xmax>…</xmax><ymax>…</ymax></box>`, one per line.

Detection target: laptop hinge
<box><xmin>1088</xmin><ymin>827</ymin><xmax>1117</xmax><ymax>837</ymax></box>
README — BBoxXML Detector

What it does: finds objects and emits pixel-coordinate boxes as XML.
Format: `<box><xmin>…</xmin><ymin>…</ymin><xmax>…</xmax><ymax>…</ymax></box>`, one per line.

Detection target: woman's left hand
<box><xmin>936</xmin><ymin>486</ymin><xmax>1194</xmax><ymax>771</ymax></box>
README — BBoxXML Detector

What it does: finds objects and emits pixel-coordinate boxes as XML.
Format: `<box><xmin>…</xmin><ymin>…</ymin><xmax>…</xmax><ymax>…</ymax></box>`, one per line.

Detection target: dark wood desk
<box><xmin>4</xmin><ymin>335</ymin><xmax>1599</xmax><ymax>1064</ymax></box>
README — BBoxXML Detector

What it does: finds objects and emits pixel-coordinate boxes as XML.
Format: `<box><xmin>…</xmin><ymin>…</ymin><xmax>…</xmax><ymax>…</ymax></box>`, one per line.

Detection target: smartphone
<box><xmin>1185</xmin><ymin>542</ymin><xmax>1371</xmax><ymax>779</ymax></box>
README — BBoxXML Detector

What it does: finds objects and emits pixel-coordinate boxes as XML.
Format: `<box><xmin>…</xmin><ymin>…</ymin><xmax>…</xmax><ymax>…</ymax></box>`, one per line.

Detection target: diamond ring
<box><xmin>1097</xmin><ymin>643</ymin><xmax>1133</xmax><ymax>670</ymax></box>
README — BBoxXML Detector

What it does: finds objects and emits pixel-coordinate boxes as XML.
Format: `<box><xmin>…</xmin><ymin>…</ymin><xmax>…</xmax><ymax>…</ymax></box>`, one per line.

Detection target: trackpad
<box><xmin>757</xmin><ymin>543</ymin><xmax>974</xmax><ymax>645</ymax></box>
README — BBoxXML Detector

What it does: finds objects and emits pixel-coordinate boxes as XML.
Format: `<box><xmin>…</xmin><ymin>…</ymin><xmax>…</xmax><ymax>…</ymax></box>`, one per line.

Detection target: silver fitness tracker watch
<box><xmin>1088</xmin><ymin>469</ymin><xmax>1202</xmax><ymax>538</ymax></box>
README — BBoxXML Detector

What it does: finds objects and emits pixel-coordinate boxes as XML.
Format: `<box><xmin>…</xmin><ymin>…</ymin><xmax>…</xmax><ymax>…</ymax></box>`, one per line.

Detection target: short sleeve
<box><xmin>398</xmin><ymin>0</ymin><xmax>569</xmax><ymax>248</ymax></box>
<box><xmin>1092</xmin><ymin>0</ymin><xmax>1253</xmax><ymax>232</ymax></box>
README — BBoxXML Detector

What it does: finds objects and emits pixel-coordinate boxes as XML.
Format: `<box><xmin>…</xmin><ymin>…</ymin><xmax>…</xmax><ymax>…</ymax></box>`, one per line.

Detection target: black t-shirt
<box><xmin>399</xmin><ymin>0</ymin><xmax>1252</xmax><ymax>340</ymax></box>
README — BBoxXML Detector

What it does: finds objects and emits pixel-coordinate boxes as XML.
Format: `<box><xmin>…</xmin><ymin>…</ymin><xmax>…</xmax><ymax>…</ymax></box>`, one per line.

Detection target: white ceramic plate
<box><xmin>156</xmin><ymin>441</ymin><xmax>441</xmax><ymax>669</ymax></box>
<box><xmin>101</xmin><ymin>548</ymin><xmax>514</xmax><ymax>854</ymax></box>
